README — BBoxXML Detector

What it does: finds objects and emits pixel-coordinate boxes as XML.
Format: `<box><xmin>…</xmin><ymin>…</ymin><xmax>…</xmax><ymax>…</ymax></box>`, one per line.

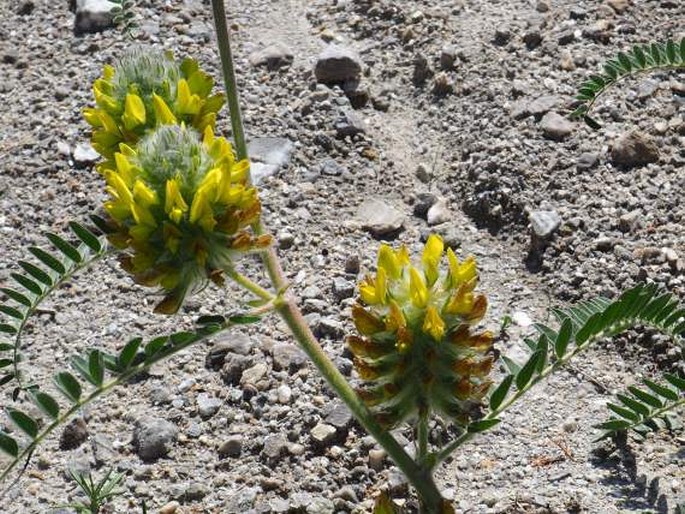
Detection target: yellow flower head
<box><xmin>103</xmin><ymin>125</ymin><xmax>270</xmax><ymax>314</ymax></box>
<box><xmin>84</xmin><ymin>50</ymin><xmax>225</xmax><ymax>164</ymax></box>
<box><xmin>348</xmin><ymin>234</ymin><xmax>493</xmax><ymax>428</ymax></box>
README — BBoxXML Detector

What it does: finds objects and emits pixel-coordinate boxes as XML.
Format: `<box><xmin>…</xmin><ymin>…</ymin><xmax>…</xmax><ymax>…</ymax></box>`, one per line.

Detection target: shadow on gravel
<box><xmin>590</xmin><ymin>438</ymin><xmax>672</xmax><ymax>514</ymax></box>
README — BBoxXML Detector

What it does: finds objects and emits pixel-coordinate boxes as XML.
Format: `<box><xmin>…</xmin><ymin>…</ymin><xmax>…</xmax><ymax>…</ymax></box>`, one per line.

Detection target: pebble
<box><xmin>415</xmin><ymin>163</ymin><xmax>432</xmax><ymax>183</ymax></box>
<box><xmin>73</xmin><ymin>143</ymin><xmax>99</xmax><ymax>167</ymax></box>
<box><xmin>576</xmin><ymin>152</ymin><xmax>599</xmax><ymax>170</ymax></box>
<box><xmin>240</xmin><ymin>362</ymin><xmax>268</xmax><ymax>387</ymax></box>
<box><xmin>277</xmin><ymin>384</ymin><xmax>292</xmax><ymax>404</ymax></box>
<box><xmin>331</xmin><ymin>277</ymin><xmax>355</xmax><ymax>301</ymax></box>
<box><xmin>540</xmin><ymin>112</ymin><xmax>574</xmax><ymax>140</ymax></box>
<box><xmin>133</xmin><ymin>417</ymin><xmax>178</xmax><ymax>462</ymax></box>
<box><xmin>248</xmin><ymin>42</ymin><xmax>294</xmax><ymax>69</ymax></box>
<box><xmin>440</xmin><ymin>45</ymin><xmax>457</xmax><ymax>70</ymax></box>
<box><xmin>427</xmin><ymin>199</ymin><xmax>451</xmax><ymax>226</ymax></box>
<box><xmin>368</xmin><ymin>449</ymin><xmax>386</xmax><ymax>471</ymax></box>
<box><xmin>324</xmin><ymin>402</ymin><xmax>353</xmax><ymax>430</ymax></box>
<box><xmin>59</xmin><ymin>418</ymin><xmax>88</xmax><ymax>450</ymax></box>
<box><xmin>262</xmin><ymin>434</ymin><xmax>288</xmax><ymax>461</ymax></box>
<box><xmin>218</xmin><ymin>436</ymin><xmax>242</xmax><ymax>458</ymax></box>
<box><xmin>314</xmin><ymin>45</ymin><xmax>362</xmax><ymax>84</ymax></box>
<box><xmin>272</xmin><ymin>342</ymin><xmax>307</xmax><ymax>372</ymax></box>
<box><xmin>74</xmin><ymin>0</ymin><xmax>116</xmax><ymax>34</ymax></box>
<box><xmin>159</xmin><ymin>501</ymin><xmax>180</xmax><ymax>514</ymax></box>
<box><xmin>310</xmin><ymin>423</ymin><xmax>337</xmax><ymax>445</ymax></box>
<box><xmin>196</xmin><ymin>392</ymin><xmax>222</xmax><ymax>419</ymax></box>
<box><xmin>335</xmin><ymin>109</ymin><xmax>367</xmax><ymax>137</ymax></box>
<box><xmin>357</xmin><ymin>198</ymin><xmax>405</xmax><ymax>237</ymax></box>
<box><xmin>529</xmin><ymin>210</ymin><xmax>561</xmax><ymax>239</ymax></box>
<box><xmin>611</xmin><ymin>131</ymin><xmax>659</xmax><ymax>168</ymax></box>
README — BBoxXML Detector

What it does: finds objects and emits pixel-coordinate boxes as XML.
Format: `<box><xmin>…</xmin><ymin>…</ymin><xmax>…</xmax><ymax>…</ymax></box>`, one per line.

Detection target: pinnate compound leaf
<box><xmin>46</xmin><ymin>233</ymin><xmax>82</xmax><ymax>263</ymax></box>
<box><xmin>69</xmin><ymin>221</ymin><xmax>102</xmax><ymax>253</ymax></box>
<box><xmin>643</xmin><ymin>379</ymin><xmax>678</xmax><ymax>401</ymax></box>
<box><xmin>489</xmin><ymin>375</ymin><xmax>514</xmax><ymax>411</ymax></box>
<box><xmin>664</xmin><ymin>373</ymin><xmax>685</xmax><ymax>391</ymax></box>
<box><xmin>28</xmin><ymin>246</ymin><xmax>66</xmax><ymax>274</ymax></box>
<box><xmin>627</xmin><ymin>386</ymin><xmax>662</xmax><ymax>409</ymax></box>
<box><xmin>33</xmin><ymin>391</ymin><xmax>60</xmax><ymax>419</ymax></box>
<box><xmin>55</xmin><ymin>372</ymin><xmax>82</xmax><ymax>403</ymax></box>
<box><xmin>468</xmin><ymin>418</ymin><xmax>501</xmax><ymax>433</ymax></box>
<box><xmin>7</xmin><ymin>408</ymin><xmax>38</xmax><ymax>438</ymax></box>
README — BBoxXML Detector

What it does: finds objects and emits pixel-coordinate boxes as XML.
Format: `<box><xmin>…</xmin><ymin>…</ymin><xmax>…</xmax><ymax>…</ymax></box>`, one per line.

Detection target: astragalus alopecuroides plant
<box><xmin>0</xmin><ymin>2</ymin><xmax>684</xmax><ymax>513</ymax></box>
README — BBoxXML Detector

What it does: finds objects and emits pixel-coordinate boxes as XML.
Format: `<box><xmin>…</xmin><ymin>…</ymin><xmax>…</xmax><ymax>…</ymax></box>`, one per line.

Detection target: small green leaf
<box><xmin>18</xmin><ymin>261</ymin><xmax>53</xmax><ymax>286</ymax></box>
<box><xmin>0</xmin><ymin>304</ymin><xmax>23</xmax><ymax>320</ymax></box>
<box><xmin>680</xmin><ymin>37</ymin><xmax>685</xmax><ymax>62</ymax></box>
<box><xmin>632</xmin><ymin>45</ymin><xmax>646</xmax><ymax>67</ymax></box>
<box><xmin>170</xmin><ymin>332</ymin><xmax>195</xmax><ymax>345</ymax></box>
<box><xmin>650</xmin><ymin>43</ymin><xmax>663</xmax><ymax>65</ymax></box>
<box><xmin>144</xmin><ymin>336</ymin><xmax>168</xmax><ymax>359</ymax></box>
<box><xmin>0</xmin><ymin>374</ymin><xmax>14</xmax><ymax>387</ymax></box>
<box><xmin>11</xmin><ymin>273</ymin><xmax>42</xmax><ymax>296</ymax></box>
<box><xmin>534</xmin><ymin>323</ymin><xmax>557</xmax><ymax>344</ymax></box>
<box><xmin>468</xmin><ymin>418</ymin><xmax>501</xmax><ymax>433</ymax></box>
<box><xmin>89</xmin><ymin>350</ymin><xmax>104</xmax><ymax>386</ymax></box>
<box><xmin>575</xmin><ymin>312</ymin><xmax>602</xmax><ymax>345</ymax></box>
<box><xmin>616</xmin><ymin>394</ymin><xmax>649</xmax><ymax>417</ymax></box>
<box><xmin>0</xmin><ymin>359</ymin><xmax>13</xmax><ymax>368</ymax></box>
<box><xmin>603</xmin><ymin>63</ymin><xmax>618</xmax><ymax>79</ymax></box>
<box><xmin>534</xmin><ymin>335</ymin><xmax>549</xmax><ymax>373</ymax></box>
<box><xmin>55</xmin><ymin>372</ymin><xmax>82</xmax><ymax>403</ymax></box>
<box><xmin>228</xmin><ymin>315</ymin><xmax>262</xmax><ymax>325</ymax></box>
<box><xmin>595</xmin><ymin>419</ymin><xmax>631</xmax><ymax>431</ymax></box>
<box><xmin>1</xmin><ymin>288</ymin><xmax>32</xmax><ymax>307</ymax></box>
<box><xmin>583</xmin><ymin>115</ymin><xmax>601</xmax><ymax>130</ymax></box>
<box><xmin>554</xmin><ymin>318</ymin><xmax>573</xmax><ymax>358</ymax></box>
<box><xmin>607</xmin><ymin>403</ymin><xmax>639</xmax><ymax>422</ymax></box>
<box><xmin>502</xmin><ymin>355</ymin><xmax>520</xmax><ymax>375</ymax></box>
<box><xmin>69</xmin><ymin>222</ymin><xmax>102</xmax><ymax>253</ymax></box>
<box><xmin>0</xmin><ymin>343</ymin><xmax>14</xmax><ymax>351</ymax></box>
<box><xmin>28</xmin><ymin>247</ymin><xmax>66</xmax><ymax>274</ymax></box>
<box><xmin>516</xmin><ymin>351</ymin><xmax>542</xmax><ymax>391</ymax></box>
<box><xmin>643</xmin><ymin>379</ymin><xmax>678</xmax><ymax>401</ymax></box>
<box><xmin>118</xmin><ymin>337</ymin><xmax>142</xmax><ymax>370</ymax></box>
<box><xmin>33</xmin><ymin>392</ymin><xmax>60</xmax><ymax>419</ymax></box>
<box><xmin>7</xmin><ymin>408</ymin><xmax>38</xmax><ymax>438</ymax></box>
<box><xmin>196</xmin><ymin>315</ymin><xmax>226</xmax><ymax>326</ymax></box>
<box><xmin>0</xmin><ymin>324</ymin><xmax>17</xmax><ymax>335</ymax></box>
<box><xmin>617</xmin><ymin>52</ymin><xmax>632</xmax><ymax>72</ymax></box>
<box><xmin>666</xmin><ymin>40</ymin><xmax>676</xmax><ymax>63</ymax></box>
<box><xmin>664</xmin><ymin>373</ymin><xmax>685</xmax><ymax>391</ymax></box>
<box><xmin>46</xmin><ymin>233</ymin><xmax>82</xmax><ymax>263</ymax></box>
<box><xmin>0</xmin><ymin>432</ymin><xmax>18</xmax><ymax>457</ymax></box>
<box><xmin>627</xmin><ymin>386</ymin><xmax>663</xmax><ymax>408</ymax></box>
<box><xmin>489</xmin><ymin>375</ymin><xmax>513</xmax><ymax>411</ymax></box>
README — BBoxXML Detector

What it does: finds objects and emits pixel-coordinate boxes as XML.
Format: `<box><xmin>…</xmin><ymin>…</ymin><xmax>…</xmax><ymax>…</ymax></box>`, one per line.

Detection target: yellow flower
<box><xmin>348</xmin><ymin>235</ymin><xmax>493</xmax><ymax>428</ymax></box>
<box><xmin>103</xmin><ymin>125</ymin><xmax>270</xmax><ymax>314</ymax></box>
<box><xmin>84</xmin><ymin>50</ymin><xmax>225</xmax><ymax>163</ymax></box>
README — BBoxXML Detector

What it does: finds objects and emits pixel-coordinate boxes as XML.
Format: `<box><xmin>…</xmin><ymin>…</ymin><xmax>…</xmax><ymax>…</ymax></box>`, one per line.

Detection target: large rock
<box><xmin>314</xmin><ymin>45</ymin><xmax>362</xmax><ymax>84</ymax></box>
<box><xmin>357</xmin><ymin>198</ymin><xmax>404</xmax><ymax>238</ymax></box>
<box><xmin>611</xmin><ymin>131</ymin><xmax>659</xmax><ymax>168</ymax></box>
<box><xmin>74</xmin><ymin>0</ymin><xmax>117</xmax><ymax>35</ymax></box>
<box><xmin>248</xmin><ymin>137</ymin><xmax>293</xmax><ymax>184</ymax></box>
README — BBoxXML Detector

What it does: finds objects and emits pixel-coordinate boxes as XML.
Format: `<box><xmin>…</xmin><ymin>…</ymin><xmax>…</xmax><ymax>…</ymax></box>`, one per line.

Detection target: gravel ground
<box><xmin>0</xmin><ymin>0</ymin><xmax>683</xmax><ymax>513</ymax></box>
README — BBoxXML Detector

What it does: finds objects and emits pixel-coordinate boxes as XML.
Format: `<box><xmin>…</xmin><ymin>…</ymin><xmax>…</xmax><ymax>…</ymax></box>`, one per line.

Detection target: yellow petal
<box><xmin>133</xmin><ymin>180</ymin><xmax>158</xmax><ymax>207</ymax></box>
<box><xmin>422</xmin><ymin>305</ymin><xmax>445</xmax><ymax>341</ymax></box>
<box><xmin>377</xmin><ymin>244</ymin><xmax>401</xmax><ymax>279</ymax></box>
<box><xmin>376</xmin><ymin>267</ymin><xmax>388</xmax><ymax>305</ymax></box>
<box><xmin>422</xmin><ymin>234</ymin><xmax>444</xmax><ymax>286</ymax></box>
<box><xmin>102</xmin><ymin>64</ymin><xmax>115</xmax><ymax>81</ymax></box>
<box><xmin>385</xmin><ymin>300</ymin><xmax>406</xmax><ymax>332</ymax></box>
<box><xmin>122</xmin><ymin>93</ymin><xmax>146</xmax><ymax>130</ymax></box>
<box><xmin>352</xmin><ymin>304</ymin><xmax>385</xmax><ymax>335</ymax></box>
<box><xmin>165</xmin><ymin>178</ymin><xmax>188</xmax><ymax>223</ymax></box>
<box><xmin>176</xmin><ymin>79</ymin><xmax>201</xmax><ymax>115</ymax></box>
<box><xmin>152</xmin><ymin>93</ymin><xmax>177</xmax><ymax>125</ymax></box>
<box><xmin>105</xmin><ymin>171</ymin><xmax>133</xmax><ymax>206</ymax></box>
<box><xmin>114</xmin><ymin>153</ymin><xmax>136</xmax><ymax>187</ymax></box>
<box><xmin>359</xmin><ymin>278</ymin><xmax>380</xmax><ymax>305</ymax></box>
<box><xmin>83</xmin><ymin>107</ymin><xmax>101</xmax><ymax>127</ymax></box>
<box><xmin>409</xmin><ymin>266</ymin><xmax>428</xmax><ymax>308</ymax></box>
<box><xmin>189</xmin><ymin>190</ymin><xmax>216</xmax><ymax>231</ymax></box>
<box><xmin>445</xmin><ymin>289</ymin><xmax>474</xmax><ymax>316</ymax></box>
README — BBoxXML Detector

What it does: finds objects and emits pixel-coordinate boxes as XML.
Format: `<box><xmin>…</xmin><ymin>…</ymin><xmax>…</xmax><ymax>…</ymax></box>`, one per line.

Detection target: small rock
<box><xmin>310</xmin><ymin>423</ymin><xmax>337</xmax><ymax>445</ymax></box>
<box><xmin>413</xmin><ymin>192</ymin><xmax>438</xmax><ymax>218</ymax></box>
<box><xmin>218</xmin><ymin>436</ymin><xmax>242</xmax><ymax>458</ymax></box>
<box><xmin>248</xmin><ymin>137</ymin><xmax>293</xmax><ymax>168</ymax></box>
<box><xmin>440</xmin><ymin>45</ymin><xmax>457</xmax><ymax>70</ymax></box>
<box><xmin>415</xmin><ymin>163</ymin><xmax>432</xmax><ymax>183</ymax></box>
<box><xmin>530</xmin><ymin>210</ymin><xmax>561</xmax><ymax>239</ymax></box>
<box><xmin>344</xmin><ymin>255</ymin><xmax>361</xmax><ymax>275</ymax></box>
<box><xmin>133</xmin><ymin>417</ymin><xmax>178</xmax><ymax>462</ymax></box>
<box><xmin>2</xmin><ymin>50</ymin><xmax>18</xmax><ymax>65</ymax></box>
<box><xmin>272</xmin><ymin>343</ymin><xmax>307</xmax><ymax>372</ymax></box>
<box><xmin>335</xmin><ymin>109</ymin><xmax>367</xmax><ymax>137</ymax></box>
<box><xmin>60</xmin><ymin>418</ymin><xmax>88</xmax><ymax>450</ymax></box>
<box><xmin>74</xmin><ymin>0</ymin><xmax>117</xmax><ymax>35</ymax></box>
<box><xmin>221</xmin><ymin>353</ymin><xmax>253</xmax><ymax>385</ymax></box>
<box><xmin>618</xmin><ymin>210</ymin><xmax>641</xmax><ymax>232</ymax></box>
<box><xmin>357</xmin><ymin>198</ymin><xmax>404</xmax><ymax>238</ymax></box>
<box><xmin>314</xmin><ymin>45</ymin><xmax>362</xmax><ymax>84</ymax></box>
<box><xmin>576</xmin><ymin>152</ymin><xmax>599</xmax><ymax>170</ymax></box>
<box><xmin>332</xmin><ymin>277</ymin><xmax>355</xmax><ymax>301</ymax></box>
<box><xmin>412</xmin><ymin>54</ymin><xmax>432</xmax><ymax>85</ymax></box>
<box><xmin>528</xmin><ymin>95</ymin><xmax>561</xmax><ymax>117</ymax></box>
<box><xmin>493</xmin><ymin>28</ymin><xmax>512</xmax><ymax>46</ymax></box>
<box><xmin>73</xmin><ymin>143</ymin><xmax>99</xmax><ymax>167</ymax></box>
<box><xmin>611</xmin><ymin>131</ymin><xmax>659</xmax><ymax>168</ymax></box>
<box><xmin>325</xmin><ymin>403</ymin><xmax>353</xmax><ymax>430</ymax></box>
<box><xmin>277</xmin><ymin>384</ymin><xmax>292</xmax><ymax>404</ymax></box>
<box><xmin>248</xmin><ymin>42</ymin><xmax>294</xmax><ymax>69</ymax></box>
<box><xmin>206</xmin><ymin>333</ymin><xmax>254</xmax><ymax>369</ymax></box>
<box><xmin>262</xmin><ymin>434</ymin><xmax>288</xmax><ymax>461</ymax></box>
<box><xmin>320</xmin><ymin>159</ymin><xmax>345</xmax><ymax>176</ymax></box>
<box><xmin>184</xmin><ymin>483</ymin><xmax>209</xmax><ymax>501</ymax></box>
<box><xmin>558</xmin><ymin>30</ymin><xmax>576</xmax><ymax>45</ymax></box>
<box><xmin>159</xmin><ymin>501</ymin><xmax>180</xmax><ymax>514</ymax></box>
<box><xmin>606</xmin><ymin>0</ymin><xmax>630</xmax><ymax>13</ymax></box>
<box><xmin>427</xmin><ymin>199</ymin><xmax>451</xmax><ymax>226</ymax></box>
<box><xmin>196</xmin><ymin>393</ymin><xmax>222</xmax><ymax>419</ymax></box>
<box><xmin>16</xmin><ymin>0</ymin><xmax>35</xmax><ymax>15</ymax></box>
<box><xmin>368</xmin><ymin>449</ymin><xmax>386</xmax><ymax>471</ymax></box>
<box><xmin>240</xmin><ymin>362</ymin><xmax>268</xmax><ymax>387</ymax></box>
<box><xmin>594</xmin><ymin>237</ymin><xmax>616</xmax><ymax>252</ymax></box>
<box><xmin>523</xmin><ymin>30</ymin><xmax>543</xmax><ymax>50</ymax></box>
<box><xmin>540</xmin><ymin>112</ymin><xmax>574</xmax><ymax>140</ymax></box>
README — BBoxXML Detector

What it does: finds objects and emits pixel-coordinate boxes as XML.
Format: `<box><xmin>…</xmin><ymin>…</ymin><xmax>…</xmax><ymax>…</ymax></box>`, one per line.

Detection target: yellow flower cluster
<box><xmin>84</xmin><ymin>51</ymin><xmax>224</xmax><ymax>166</ymax></box>
<box><xmin>103</xmin><ymin>125</ymin><xmax>270</xmax><ymax>314</ymax></box>
<box><xmin>349</xmin><ymin>235</ymin><xmax>494</xmax><ymax>427</ymax></box>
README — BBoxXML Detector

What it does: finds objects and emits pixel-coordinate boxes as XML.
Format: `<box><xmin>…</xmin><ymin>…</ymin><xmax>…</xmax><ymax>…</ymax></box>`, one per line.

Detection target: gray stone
<box><xmin>250</xmin><ymin>162</ymin><xmax>279</xmax><ymax>184</ymax></box>
<box><xmin>320</xmin><ymin>159</ymin><xmax>346</xmax><ymax>176</ymax></box>
<box><xmin>240</xmin><ymin>362</ymin><xmax>268</xmax><ymax>387</ymax></box>
<box><xmin>277</xmin><ymin>384</ymin><xmax>292</xmax><ymax>404</ymax></box>
<box><xmin>206</xmin><ymin>332</ymin><xmax>254</xmax><ymax>370</ymax></box>
<box><xmin>218</xmin><ymin>436</ymin><xmax>242</xmax><ymax>458</ymax></box>
<box><xmin>611</xmin><ymin>131</ymin><xmax>659</xmax><ymax>168</ymax></box>
<box><xmin>184</xmin><ymin>483</ymin><xmax>209</xmax><ymax>501</ymax></box>
<box><xmin>262</xmin><ymin>434</ymin><xmax>288</xmax><ymax>461</ymax></box>
<box><xmin>527</xmin><ymin>95</ymin><xmax>561</xmax><ymax>117</ymax></box>
<box><xmin>248</xmin><ymin>42</ymin><xmax>294</xmax><ymax>69</ymax></box>
<box><xmin>196</xmin><ymin>393</ymin><xmax>222</xmax><ymax>419</ymax></box>
<box><xmin>618</xmin><ymin>210</ymin><xmax>641</xmax><ymax>232</ymax></box>
<box><xmin>225</xmin><ymin>487</ymin><xmax>259</xmax><ymax>514</ymax></box>
<box><xmin>368</xmin><ymin>449</ymin><xmax>386</xmax><ymax>471</ymax></box>
<box><xmin>577</xmin><ymin>152</ymin><xmax>599</xmax><ymax>170</ymax></box>
<box><xmin>306</xmin><ymin>497</ymin><xmax>335</xmax><ymax>514</ymax></box>
<box><xmin>324</xmin><ymin>402</ymin><xmax>353</xmax><ymax>430</ymax></box>
<box><xmin>413</xmin><ymin>192</ymin><xmax>438</xmax><ymax>218</ymax></box>
<box><xmin>310</xmin><ymin>423</ymin><xmax>337</xmax><ymax>445</ymax></box>
<box><xmin>493</xmin><ymin>28</ymin><xmax>512</xmax><ymax>46</ymax></box>
<box><xmin>59</xmin><ymin>418</ymin><xmax>88</xmax><ymax>450</ymax></box>
<box><xmin>73</xmin><ymin>143</ymin><xmax>99</xmax><ymax>167</ymax></box>
<box><xmin>248</xmin><ymin>137</ymin><xmax>293</xmax><ymax>168</ymax></box>
<box><xmin>314</xmin><ymin>45</ymin><xmax>362</xmax><ymax>84</ymax></box>
<box><xmin>335</xmin><ymin>109</ymin><xmax>367</xmax><ymax>137</ymax></box>
<box><xmin>344</xmin><ymin>255</ymin><xmax>360</xmax><ymax>275</ymax></box>
<box><xmin>357</xmin><ymin>198</ymin><xmax>404</xmax><ymax>237</ymax></box>
<box><xmin>74</xmin><ymin>0</ymin><xmax>116</xmax><ymax>35</ymax></box>
<box><xmin>529</xmin><ymin>210</ymin><xmax>561</xmax><ymax>239</ymax></box>
<box><xmin>440</xmin><ymin>44</ymin><xmax>457</xmax><ymax>70</ymax></box>
<box><xmin>523</xmin><ymin>30</ymin><xmax>543</xmax><ymax>50</ymax></box>
<box><xmin>415</xmin><ymin>163</ymin><xmax>432</xmax><ymax>183</ymax></box>
<box><xmin>540</xmin><ymin>112</ymin><xmax>574</xmax><ymax>140</ymax></box>
<box><xmin>272</xmin><ymin>343</ymin><xmax>307</xmax><ymax>372</ymax></box>
<box><xmin>220</xmin><ymin>353</ymin><xmax>253</xmax><ymax>385</ymax></box>
<box><xmin>133</xmin><ymin>417</ymin><xmax>178</xmax><ymax>461</ymax></box>
<box><xmin>427</xmin><ymin>199</ymin><xmax>451</xmax><ymax>226</ymax></box>
<box><xmin>332</xmin><ymin>277</ymin><xmax>355</xmax><ymax>301</ymax></box>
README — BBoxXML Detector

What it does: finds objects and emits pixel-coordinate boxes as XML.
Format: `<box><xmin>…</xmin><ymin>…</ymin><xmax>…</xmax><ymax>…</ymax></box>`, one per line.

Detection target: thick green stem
<box><xmin>210</xmin><ymin>0</ymin><xmax>248</xmax><ymax>162</ymax></box>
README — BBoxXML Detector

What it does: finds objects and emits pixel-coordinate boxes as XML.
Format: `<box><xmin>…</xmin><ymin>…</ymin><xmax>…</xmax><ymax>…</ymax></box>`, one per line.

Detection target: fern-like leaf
<box><xmin>571</xmin><ymin>37</ymin><xmax>685</xmax><ymax>128</ymax></box>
